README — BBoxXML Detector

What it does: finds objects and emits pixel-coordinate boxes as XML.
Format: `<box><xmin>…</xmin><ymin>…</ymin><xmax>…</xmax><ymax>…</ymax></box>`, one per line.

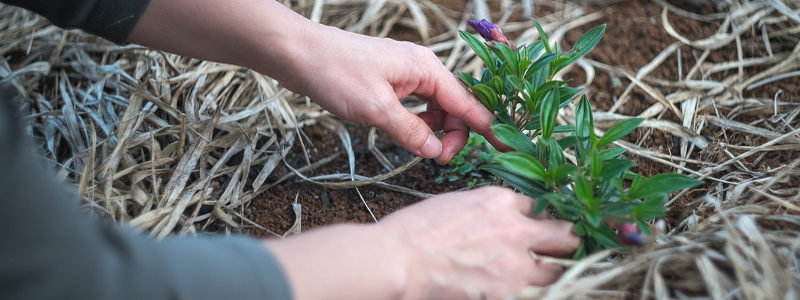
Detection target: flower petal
<box><xmin>467</xmin><ymin>19</ymin><xmax>497</xmax><ymax>41</ymax></box>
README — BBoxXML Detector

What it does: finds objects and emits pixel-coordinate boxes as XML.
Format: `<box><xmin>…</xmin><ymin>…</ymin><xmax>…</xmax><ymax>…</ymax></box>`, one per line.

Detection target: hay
<box><xmin>0</xmin><ymin>4</ymin><xmax>309</xmax><ymax>236</ymax></box>
<box><xmin>2</xmin><ymin>0</ymin><xmax>800</xmax><ymax>298</ymax></box>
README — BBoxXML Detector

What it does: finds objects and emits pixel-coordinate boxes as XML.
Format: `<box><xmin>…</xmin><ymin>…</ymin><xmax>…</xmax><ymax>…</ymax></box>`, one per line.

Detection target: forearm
<box><xmin>128</xmin><ymin>0</ymin><xmax>315</xmax><ymax>85</ymax></box>
<box><xmin>263</xmin><ymin>223</ymin><xmax>410</xmax><ymax>300</ymax></box>
<box><xmin>0</xmin><ymin>96</ymin><xmax>291</xmax><ymax>300</ymax></box>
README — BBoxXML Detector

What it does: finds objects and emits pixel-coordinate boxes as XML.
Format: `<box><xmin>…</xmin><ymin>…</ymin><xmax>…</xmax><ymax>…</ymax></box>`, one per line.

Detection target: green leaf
<box><xmin>590</xmin><ymin>147</ymin><xmax>602</xmax><ymax>180</ymax></box>
<box><xmin>491</xmin><ymin>43</ymin><xmax>520</xmax><ymax>75</ymax></box>
<box><xmin>548</xmin><ymin>194</ymin><xmax>583</xmax><ymax>221</ymax></box>
<box><xmin>488</xmin><ymin>76</ymin><xmax>505</xmax><ymax>95</ymax></box>
<box><xmin>555</xmin><ymin>24</ymin><xmax>606</xmax><ymax>70</ymax></box>
<box><xmin>471</xmin><ymin>84</ymin><xmax>498</xmax><ymax>111</ymax></box>
<box><xmin>539</xmin><ymin>88</ymin><xmax>560</xmax><ymax>139</ymax></box>
<box><xmin>599</xmin><ymin>202</ymin><xmax>632</xmax><ymax>217</ymax></box>
<box><xmin>585</xmin><ymin>208</ymin><xmax>601</xmax><ymax>228</ymax></box>
<box><xmin>495</xmin><ymin>152</ymin><xmax>548</xmax><ymax>182</ymax></box>
<box><xmin>458</xmin><ymin>30</ymin><xmax>496</xmax><ymax>73</ymax></box>
<box><xmin>573</xmin><ymin>221</ymin><xmax>587</xmax><ymax>236</ymax></box>
<box><xmin>575</xmin><ymin>95</ymin><xmax>594</xmax><ymax>138</ymax></box>
<box><xmin>627</xmin><ymin>173</ymin><xmax>702</xmax><ymax>200</ymax></box>
<box><xmin>551</xmin><ymin>164</ymin><xmax>578</xmax><ymax>185</ymax></box>
<box><xmin>491</xmin><ymin>123</ymin><xmax>537</xmax><ymax>156</ymax></box>
<box><xmin>533</xmin><ymin>19</ymin><xmax>553</xmax><ymax>54</ymax></box>
<box><xmin>572</xmin><ymin>239</ymin><xmax>587</xmax><ymax>259</ymax></box>
<box><xmin>598</xmin><ymin>159</ymin><xmax>635</xmax><ymax>181</ymax></box>
<box><xmin>541</xmin><ymin>137</ymin><xmax>565</xmax><ymax>168</ymax></box>
<box><xmin>506</xmin><ymin>75</ymin><xmax>524</xmax><ymax>94</ymax></box>
<box><xmin>632</xmin><ymin>195</ymin><xmax>667</xmax><ymax>220</ymax></box>
<box><xmin>526</xmin><ymin>40</ymin><xmax>546</xmax><ymax>58</ymax></box>
<box><xmin>596</xmin><ymin>118</ymin><xmax>643</xmax><ymax>149</ymax></box>
<box><xmin>456</xmin><ymin>72</ymin><xmax>477</xmax><ymax>88</ymax></box>
<box><xmin>600</xmin><ymin>148</ymin><xmax>627</xmax><ymax>160</ymax></box>
<box><xmin>533</xmin><ymin>196</ymin><xmax>550</xmax><ymax>216</ymax></box>
<box><xmin>524</xmin><ymin>53</ymin><xmax>558</xmax><ymax>80</ymax></box>
<box><xmin>593</xmin><ymin>225</ymin><xmax>624</xmax><ymax>249</ymax></box>
<box><xmin>571</xmin><ymin>24</ymin><xmax>606</xmax><ymax>59</ymax></box>
<box><xmin>481</xmin><ymin>163</ymin><xmax>550</xmax><ymax>197</ymax></box>
<box><xmin>571</xmin><ymin>172</ymin><xmax>594</xmax><ymax>208</ymax></box>
<box><xmin>559</xmin><ymin>87</ymin><xmax>583</xmax><ymax>106</ymax></box>
<box><xmin>553</xmin><ymin>125</ymin><xmax>576</xmax><ymax>133</ymax></box>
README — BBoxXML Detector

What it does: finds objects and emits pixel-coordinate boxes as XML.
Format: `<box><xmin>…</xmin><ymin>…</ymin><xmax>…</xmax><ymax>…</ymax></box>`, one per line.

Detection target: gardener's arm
<box><xmin>1</xmin><ymin>87</ymin><xmax>578</xmax><ymax>300</ymax></box>
<box><xmin>127</xmin><ymin>0</ymin><xmax>504</xmax><ymax>164</ymax></box>
<box><xmin>0</xmin><ymin>96</ymin><xmax>291</xmax><ymax>300</ymax></box>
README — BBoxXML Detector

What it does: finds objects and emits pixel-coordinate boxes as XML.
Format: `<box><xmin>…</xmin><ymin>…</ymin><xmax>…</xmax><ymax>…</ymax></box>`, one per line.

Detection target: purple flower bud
<box><xmin>467</xmin><ymin>19</ymin><xmax>498</xmax><ymax>41</ymax></box>
<box><xmin>613</xmin><ymin>222</ymin><xmax>644</xmax><ymax>247</ymax></box>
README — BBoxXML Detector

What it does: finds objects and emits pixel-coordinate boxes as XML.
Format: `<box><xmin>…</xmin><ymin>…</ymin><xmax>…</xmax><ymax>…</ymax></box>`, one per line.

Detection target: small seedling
<box><xmin>458</xmin><ymin>19</ymin><xmax>702</xmax><ymax>257</ymax></box>
<box><xmin>436</xmin><ymin>132</ymin><xmax>496</xmax><ymax>189</ymax></box>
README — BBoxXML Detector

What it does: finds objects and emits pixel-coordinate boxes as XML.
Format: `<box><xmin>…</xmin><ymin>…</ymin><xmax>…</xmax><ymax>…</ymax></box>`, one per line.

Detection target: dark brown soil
<box><xmin>249</xmin><ymin>123</ymin><xmax>469</xmax><ymax>237</ymax></box>
<box><xmin>249</xmin><ymin>0</ymin><xmax>800</xmax><ymax>236</ymax></box>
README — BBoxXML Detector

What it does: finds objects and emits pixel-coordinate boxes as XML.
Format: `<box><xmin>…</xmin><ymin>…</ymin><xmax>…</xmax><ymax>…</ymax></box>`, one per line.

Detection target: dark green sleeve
<box><xmin>0</xmin><ymin>90</ymin><xmax>293</xmax><ymax>300</ymax></box>
<box><xmin>1</xmin><ymin>0</ymin><xmax>151</xmax><ymax>44</ymax></box>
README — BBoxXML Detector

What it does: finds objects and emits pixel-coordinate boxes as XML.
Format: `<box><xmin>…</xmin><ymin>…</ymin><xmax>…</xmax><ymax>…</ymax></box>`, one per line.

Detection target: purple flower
<box><xmin>613</xmin><ymin>222</ymin><xmax>644</xmax><ymax>247</ymax></box>
<box><xmin>468</xmin><ymin>19</ymin><xmax>513</xmax><ymax>49</ymax></box>
<box><xmin>467</xmin><ymin>19</ymin><xmax>498</xmax><ymax>41</ymax></box>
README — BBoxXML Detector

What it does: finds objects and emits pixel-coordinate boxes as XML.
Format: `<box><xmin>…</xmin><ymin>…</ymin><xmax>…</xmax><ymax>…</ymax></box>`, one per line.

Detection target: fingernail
<box><xmin>419</xmin><ymin>133</ymin><xmax>442</xmax><ymax>158</ymax></box>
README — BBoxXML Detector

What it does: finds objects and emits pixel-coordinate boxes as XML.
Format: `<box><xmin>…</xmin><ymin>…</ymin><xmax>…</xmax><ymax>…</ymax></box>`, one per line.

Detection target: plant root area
<box><xmin>250</xmin><ymin>0</ymin><xmax>800</xmax><ymax>237</ymax></box>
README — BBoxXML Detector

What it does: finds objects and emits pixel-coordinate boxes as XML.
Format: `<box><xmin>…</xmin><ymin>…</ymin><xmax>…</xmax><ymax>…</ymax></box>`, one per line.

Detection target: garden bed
<box><xmin>3</xmin><ymin>0</ymin><xmax>799</xmax><ymax>298</ymax></box>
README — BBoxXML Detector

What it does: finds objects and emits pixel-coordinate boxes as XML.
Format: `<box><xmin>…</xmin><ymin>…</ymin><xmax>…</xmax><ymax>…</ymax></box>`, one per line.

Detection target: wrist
<box><xmin>263</xmin><ymin>223</ymin><xmax>411</xmax><ymax>300</ymax></box>
<box><xmin>245</xmin><ymin>2</ymin><xmax>322</xmax><ymax>90</ymax></box>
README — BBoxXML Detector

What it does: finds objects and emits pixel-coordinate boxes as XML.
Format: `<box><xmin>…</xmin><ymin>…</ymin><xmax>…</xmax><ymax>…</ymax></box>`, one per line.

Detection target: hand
<box><xmin>265</xmin><ymin>187</ymin><xmax>579</xmax><ymax>300</ymax></box>
<box><xmin>130</xmin><ymin>0</ymin><xmax>506</xmax><ymax>164</ymax></box>
<box><xmin>281</xmin><ymin>25</ymin><xmax>498</xmax><ymax>164</ymax></box>
<box><xmin>380</xmin><ymin>186</ymin><xmax>579</xmax><ymax>299</ymax></box>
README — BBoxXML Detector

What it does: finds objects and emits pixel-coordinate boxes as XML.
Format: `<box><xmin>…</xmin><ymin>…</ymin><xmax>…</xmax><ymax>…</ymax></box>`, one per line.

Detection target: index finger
<box><xmin>415</xmin><ymin>65</ymin><xmax>512</xmax><ymax>152</ymax></box>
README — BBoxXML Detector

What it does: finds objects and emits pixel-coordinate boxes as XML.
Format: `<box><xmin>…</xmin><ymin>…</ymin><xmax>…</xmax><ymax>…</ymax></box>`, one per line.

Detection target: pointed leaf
<box><xmin>495</xmin><ymin>152</ymin><xmax>548</xmax><ymax>182</ymax></box>
<box><xmin>600</xmin><ymin>148</ymin><xmax>626</xmax><ymax>160</ymax></box>
<box><xmin>471</xmin><ymin>84</ymin><xmax>498</xmax><ymax>111</ymax></box>
<box><xmin>456</xmin><ymin>72</ymin><xmax>477</xmax><ymax>88</ymax></box>
<box><xmin>594</xmin><ymin>225</ymin><xmax>624</xmax><ymax>249</ymax></box>
<box><xmin>627</xmin><ymin>173</ymin><xmax>702</xmax><ymax>200</ymax></box>
<box><xmin>590</xmin><ymin>147</ymin><xmax>602</xmax><ymax>179</ymax></box>
<box><xmin>558</xmin><ymin>24</ymin><xmax>606</xmax><ymax>69</ymax></box>
<box><xmin>585</xmin><ymin>208</ymin><xmax>601</xmax><ymax>228</ymax></box>
<box><xmin>533</xmin><ymin>19</ymin><xmax>553</xmax><ymax>54</ymax></box>
<box><xmin>632</xmin><ymin>195</ymin><xmax>667</xmax><ymax>220</ymax></box>
<box><xmin>575</xmin><ymin>95</ymin><xmax>594</xmax><ymax>138</ymax></box>
<box><xmin>533</xmin><ymin>196</ymin><xmax>550</xmax><ymax>216</ymax></box>
<box><xmin>596</xmin><ymin>118</ymin><xmax>643</xmax><ymax>149</ymax></box>
<box><xmin>540</xmin><ymin>88</ymin><xmax>559</xmax><ymax>139</ymax></box>
<box><xmin>571</xmin><ymin>172</ymin><xmax>594</xmax><ymax>208</ymax></box>
<box><xmin>491</xmin><ymin>123</ymin><xmax>537</xmax><ymax>156</ymax></box>
<box><xmin>598</xmin><ymin>159</ymin><xmax>636</xmax><ymax>181</ymax></box>
<box><xmin>459</xmin><ymin>30</ymin><xmax>496</xmax><ymax>73</ymax></box>
<box><xmin>481</xmin><ymin>163</ymin><xmax>549</xmax><ymax>197</ymax></box>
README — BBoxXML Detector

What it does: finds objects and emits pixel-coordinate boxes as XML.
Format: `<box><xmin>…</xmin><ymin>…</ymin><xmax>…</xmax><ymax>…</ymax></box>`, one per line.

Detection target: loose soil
<box><xmin>249</xmin><ymin>0</ymin><xmax>800</xmax><ymax>237</ymax></box>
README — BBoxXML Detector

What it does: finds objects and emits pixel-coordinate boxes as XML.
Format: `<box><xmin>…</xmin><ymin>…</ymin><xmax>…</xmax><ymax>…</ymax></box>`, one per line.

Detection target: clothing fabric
<box><xmin>2</xmin><ymin>0</ymin><xmax>151</xmax><ymax>44</ymax></box>
<box><xmin>0</xmin><ymin>66</ymin><xmax>291</xmax><ymax>300</ymax></box>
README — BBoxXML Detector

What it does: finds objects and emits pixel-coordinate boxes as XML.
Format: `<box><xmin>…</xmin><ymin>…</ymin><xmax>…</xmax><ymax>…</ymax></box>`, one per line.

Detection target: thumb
<box><xmin>373</xmin><ymin>102</ymin><xmax>442</xmax><ymax>159</ymax></box>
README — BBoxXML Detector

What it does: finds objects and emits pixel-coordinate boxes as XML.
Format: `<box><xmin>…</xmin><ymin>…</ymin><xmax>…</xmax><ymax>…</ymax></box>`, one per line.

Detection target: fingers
<box><xmin>525</xmin><ymin>219</ymin><xmax>580</xmax><ymax>257</ymax></box>
<box><xmin>373</xmin><ymin>100</ymin><xmax>442</xmax><ymax>159</ymax></box>
<box><xmin>526</xmin><ymin>261</ymin><xmax>565</xmax><ymax>286</ymax></box>
<box><xmin>436</xmin><ymin>114</ymin><xmax>470</xmax><ymax>165</ymax></box>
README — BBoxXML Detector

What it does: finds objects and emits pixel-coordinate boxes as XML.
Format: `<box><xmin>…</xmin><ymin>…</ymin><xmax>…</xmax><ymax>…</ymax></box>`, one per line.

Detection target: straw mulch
<box><xmin>1</xmin><ymin>0</ymin><xmax>799</xmax><ymax>298</ymax></box>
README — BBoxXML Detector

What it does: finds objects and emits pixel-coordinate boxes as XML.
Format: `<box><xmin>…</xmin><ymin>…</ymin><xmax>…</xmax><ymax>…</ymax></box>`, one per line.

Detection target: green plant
<box><xmin>436</xmin><ymin>132</ymin><xmax>496</xmax><ymax>189</ymax></box>
<box><xmin>458</xmin><ymin>19</ymin><xmax>702</xmax><ymax>258</ymax></box>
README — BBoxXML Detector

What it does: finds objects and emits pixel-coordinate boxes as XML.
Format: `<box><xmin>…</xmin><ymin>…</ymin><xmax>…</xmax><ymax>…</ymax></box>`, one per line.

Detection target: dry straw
<box><xmin>2</xmin><ymin>0</ymin><xmax>800</xmax><ymax>298</ymax></box>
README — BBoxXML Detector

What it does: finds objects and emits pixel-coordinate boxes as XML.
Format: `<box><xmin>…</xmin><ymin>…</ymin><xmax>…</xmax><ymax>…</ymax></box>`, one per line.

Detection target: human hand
<box><xmin>265</xmin><ymin>186</ymin><xmax>578</xmax><ymax>300</ymax></box>
<box><xmin>380</xmin><ymin>186</ymin><xmax>579</xmax><ymax>300</ymax></box>
<box><xmin>280</xmin><ymin>25</ymin><xmax>502</xmax><ymax>164</ymax></box>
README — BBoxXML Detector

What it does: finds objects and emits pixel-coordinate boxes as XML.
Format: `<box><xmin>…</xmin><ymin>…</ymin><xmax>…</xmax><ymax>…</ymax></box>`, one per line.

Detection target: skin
<box><xmin>129</xmin><ymin>0</ymin><xmax>579</xmax><ymax>299</ymax></box>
